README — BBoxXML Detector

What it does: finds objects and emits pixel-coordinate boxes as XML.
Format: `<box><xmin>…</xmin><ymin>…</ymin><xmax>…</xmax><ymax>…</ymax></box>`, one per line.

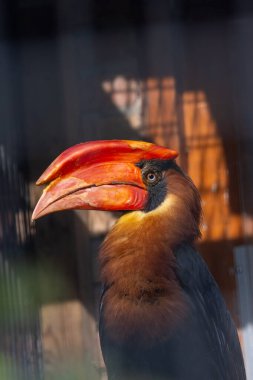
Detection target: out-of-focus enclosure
<box><xmin>1</xmin><ymin>0</ymin><xmax>253</xmax><ymax>378</ymax></box>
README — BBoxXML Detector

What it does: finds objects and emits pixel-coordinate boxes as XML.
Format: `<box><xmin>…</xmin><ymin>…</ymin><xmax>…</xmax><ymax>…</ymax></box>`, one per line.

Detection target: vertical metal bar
<box><xmin>234</xmin><ymin>245</ymin><xmax>253</xmax><ymax>380</ymax></box>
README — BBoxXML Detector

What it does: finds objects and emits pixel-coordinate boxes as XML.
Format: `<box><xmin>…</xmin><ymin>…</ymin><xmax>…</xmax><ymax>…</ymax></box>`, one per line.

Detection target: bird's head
<box><xmin>32</xmin><ymin>140</ymin><xmax>201</xmax><ymax>244</ymax></box>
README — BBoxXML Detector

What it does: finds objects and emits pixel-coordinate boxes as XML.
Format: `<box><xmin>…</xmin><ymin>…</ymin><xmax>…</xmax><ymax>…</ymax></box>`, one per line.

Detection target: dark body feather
<box><xmin>99</xmin><ymin>243</ymin><xmax>246</xmax><ymax>380</ymax></box>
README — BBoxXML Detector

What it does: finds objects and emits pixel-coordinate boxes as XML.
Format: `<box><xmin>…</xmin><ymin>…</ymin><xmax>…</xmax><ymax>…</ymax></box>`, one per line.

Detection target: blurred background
<box><xmin>1</xmin><ymin>0</ymin><xmax>253</xmax><ymax>379</ymax></box>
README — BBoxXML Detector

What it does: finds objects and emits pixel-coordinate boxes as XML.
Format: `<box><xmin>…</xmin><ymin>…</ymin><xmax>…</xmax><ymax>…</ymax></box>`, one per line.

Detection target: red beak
<box><xmin>32</xmin><ymin>140</ymin><xmax>178</xmax><ymax>220</ymax></box>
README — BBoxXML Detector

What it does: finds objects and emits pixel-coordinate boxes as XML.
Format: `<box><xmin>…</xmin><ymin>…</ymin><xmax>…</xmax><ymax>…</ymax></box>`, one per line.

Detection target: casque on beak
<box><xmin>32</xmin><ymin>140</ymin><xmax>178</xmax><ymax>220</ymax></box>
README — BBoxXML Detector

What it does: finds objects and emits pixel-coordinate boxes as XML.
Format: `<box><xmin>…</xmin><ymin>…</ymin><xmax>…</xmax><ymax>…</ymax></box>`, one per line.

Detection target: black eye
<box><xmin>147</xmin><ymin>172</ymin><xmax>157</xmax><ymax>183</ymax></box>
<box><xmin>143</xmin><ymin>170</ymin><xmax>162</xmax><ymax>185</ymax></box>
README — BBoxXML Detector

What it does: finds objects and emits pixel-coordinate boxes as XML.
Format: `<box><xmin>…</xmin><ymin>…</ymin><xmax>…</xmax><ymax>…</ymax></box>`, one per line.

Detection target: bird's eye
<box><xmin>143</xmin><ymin>170</ymin><xmax>162</xmax><ymax>186</ymax></box>
<box><xmin>147</xmin><ymin>172</ymin><xmax>157</xmax><ymax>182</ymax></box>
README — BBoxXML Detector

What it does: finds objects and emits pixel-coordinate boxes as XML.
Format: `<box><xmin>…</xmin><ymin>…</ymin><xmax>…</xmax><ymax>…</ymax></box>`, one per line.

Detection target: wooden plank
<box><xmin>41</xmin><ymin>300</ymin><xmax>101</xmax><ymax>380</ymax></box>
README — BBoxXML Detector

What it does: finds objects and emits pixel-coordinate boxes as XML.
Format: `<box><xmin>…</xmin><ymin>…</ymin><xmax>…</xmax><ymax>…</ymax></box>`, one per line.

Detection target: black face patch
<box><xmin>136</xmin><ymin>159</ymin><xmax>182</xmax><ymax>212</ymax></box>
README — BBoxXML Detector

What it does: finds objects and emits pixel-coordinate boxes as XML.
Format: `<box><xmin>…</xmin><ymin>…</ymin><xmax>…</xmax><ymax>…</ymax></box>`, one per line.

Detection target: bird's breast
<box><xmin>99</xmin><ymin>210</ymin><xmax>189</xmax><ymax>346</ymax></box>
<box><xmin>100</xmin><ymin>274</ymin><xmax>188</xmax><ymax>346</ymax></box>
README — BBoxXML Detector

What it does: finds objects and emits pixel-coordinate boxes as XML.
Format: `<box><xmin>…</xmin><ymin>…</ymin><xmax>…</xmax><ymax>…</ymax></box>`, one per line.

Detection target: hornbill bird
<box><xmin>32</xmin><ymin>140</ymin><xmax>246</xmax><ymax>380</ymax></box>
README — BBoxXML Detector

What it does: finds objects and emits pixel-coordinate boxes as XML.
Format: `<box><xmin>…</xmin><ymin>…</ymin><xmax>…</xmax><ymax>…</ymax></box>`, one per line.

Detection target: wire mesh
<box><xmin>0</xmin><ymin>144</ymin><xmax>43</xmax><ymax>380</ymax></box>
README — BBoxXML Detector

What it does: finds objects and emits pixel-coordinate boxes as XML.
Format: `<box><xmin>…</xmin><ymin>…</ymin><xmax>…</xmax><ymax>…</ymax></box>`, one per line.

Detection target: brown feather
<box><xmin>99</xmin><ymin>169</ymin><xmax>201</xmax><ymax>346</ymax></box>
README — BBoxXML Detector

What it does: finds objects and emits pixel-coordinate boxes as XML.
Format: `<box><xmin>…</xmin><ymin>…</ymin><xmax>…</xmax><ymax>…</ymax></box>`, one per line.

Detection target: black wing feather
<box><xmin>174</xmin><ymin>244</ymin><xmax>246</xmax><ymax>380</ymax></box>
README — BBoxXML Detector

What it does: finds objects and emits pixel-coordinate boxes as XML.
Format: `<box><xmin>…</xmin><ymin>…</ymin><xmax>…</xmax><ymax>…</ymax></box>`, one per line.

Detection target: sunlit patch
<box><xmin>102</xmin><ymin>76</ymin><xmax>143</xmax><ymax>130</ymax></box>
<box><xmin>102</xmin><ymin>74</ymin><xmax>249</xmax><ymax>243</ymax></box>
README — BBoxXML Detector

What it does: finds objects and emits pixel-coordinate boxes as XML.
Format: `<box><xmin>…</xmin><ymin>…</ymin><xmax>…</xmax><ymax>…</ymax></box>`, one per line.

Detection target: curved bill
<box><xmin>32</xmin><ymin>161</ymin><xmax>148</xmax><ymax>220</ymax></box>
<box><xmin>32</xmin><ymin>140</ymin><xmax>178</xmax><ymax>220</ymax></box>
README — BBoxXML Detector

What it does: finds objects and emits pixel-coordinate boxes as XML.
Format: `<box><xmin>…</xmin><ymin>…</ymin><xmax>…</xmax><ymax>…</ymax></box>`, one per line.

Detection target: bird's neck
<box><xmin>99</xmin><ymin>190</ymin><xmax>200</xmax><ymax>345</ymax></box>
